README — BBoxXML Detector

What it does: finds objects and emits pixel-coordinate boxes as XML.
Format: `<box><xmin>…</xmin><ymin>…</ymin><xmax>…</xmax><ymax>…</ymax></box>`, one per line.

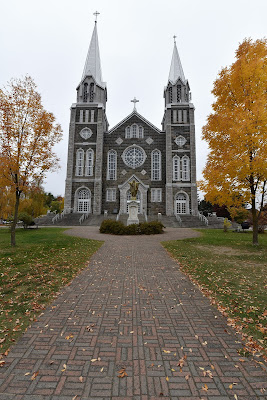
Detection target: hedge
<box><xmin>99</xmin><ymin>219</ymin><xmax>164</xmax><ymax>235</ymax></box>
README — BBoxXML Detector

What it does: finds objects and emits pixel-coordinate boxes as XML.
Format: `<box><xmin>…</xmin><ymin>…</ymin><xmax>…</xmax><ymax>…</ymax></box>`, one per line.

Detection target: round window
<box><xmin>123</xmin><ymin>146</ymin><xmax>146</xmax><ymax>169</ymax></box>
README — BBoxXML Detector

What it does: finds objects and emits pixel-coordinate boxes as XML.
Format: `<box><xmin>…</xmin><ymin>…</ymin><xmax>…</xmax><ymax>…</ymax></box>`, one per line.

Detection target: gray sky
<box><xmin>1</xmin><ymin>0</ymin><xmax>266</xmax><ymax>197</ymax></box>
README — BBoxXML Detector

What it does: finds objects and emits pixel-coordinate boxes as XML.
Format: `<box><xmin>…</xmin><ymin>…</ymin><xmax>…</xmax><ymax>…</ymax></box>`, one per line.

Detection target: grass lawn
<box><xmin>162</xmin><ymin>230</ymin><xmax>267</xmax><ymax>359</ymax></box>
<box><xmin>0</xmin><ymin>227</ymin><xmax>103</xmax><ymax>357</ymax></box>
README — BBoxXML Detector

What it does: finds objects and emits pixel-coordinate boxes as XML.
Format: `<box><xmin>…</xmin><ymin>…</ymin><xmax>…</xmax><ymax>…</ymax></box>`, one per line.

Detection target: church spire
<box><xmin>168</xmin><ymin>36</ymin><xmax>185</xmax><ymax>84</ymax></box>
<box><xmin>82</xmin><ymin>14</ymin><xmax>104</xmax><ymax>87</ymax></box>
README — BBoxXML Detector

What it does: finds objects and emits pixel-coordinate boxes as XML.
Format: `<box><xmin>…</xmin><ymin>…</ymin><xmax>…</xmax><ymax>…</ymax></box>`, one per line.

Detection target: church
<box><xmin>64</xmin><ymin>18</ymin><xmax>198</xmax><ymax>219</ymax></box>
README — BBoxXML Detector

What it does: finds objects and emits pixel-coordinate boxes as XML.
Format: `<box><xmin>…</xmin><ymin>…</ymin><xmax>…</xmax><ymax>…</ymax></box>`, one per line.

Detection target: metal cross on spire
<box><xmin>131</xmin><ymin>97</ymin><xmax>139</xmax><ymax>111</ymax></box>
<box><xmin>173</xmin><ymin>35</ymin><xmax>177</xmax><ymax>43</ymax></box>
<box><xmin>93</xmin><ymin>11</ymin><xmax>100</xmax><ymax>23</ymax></box>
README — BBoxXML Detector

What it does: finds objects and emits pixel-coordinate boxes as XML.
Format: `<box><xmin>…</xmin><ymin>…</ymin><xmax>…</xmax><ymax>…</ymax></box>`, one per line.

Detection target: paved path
<box><xmin>0</xmin><ymin>227</ymin><xmax>266</xmax><ymax>399</ymax></box>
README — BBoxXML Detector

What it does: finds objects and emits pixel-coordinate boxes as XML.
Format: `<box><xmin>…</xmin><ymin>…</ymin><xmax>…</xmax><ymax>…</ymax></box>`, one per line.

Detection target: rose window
<box><xmin>123</xmin><ymin>146</ymin><xmax>146</xmax><ymax>169</ymax></box>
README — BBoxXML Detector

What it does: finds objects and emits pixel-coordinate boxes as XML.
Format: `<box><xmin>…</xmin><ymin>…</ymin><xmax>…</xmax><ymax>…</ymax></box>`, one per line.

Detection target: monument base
<box><xmin>127</xmin><ymin>200</ymin><xmax>139</xmax><ymax>226</ymax></box>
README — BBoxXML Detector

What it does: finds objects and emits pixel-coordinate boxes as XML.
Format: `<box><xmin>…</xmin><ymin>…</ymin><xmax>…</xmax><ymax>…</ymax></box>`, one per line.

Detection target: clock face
<box><xmin>123</xmin><ymin>145</ymin><xmax>146</xmax><ymax>169</ymax></box>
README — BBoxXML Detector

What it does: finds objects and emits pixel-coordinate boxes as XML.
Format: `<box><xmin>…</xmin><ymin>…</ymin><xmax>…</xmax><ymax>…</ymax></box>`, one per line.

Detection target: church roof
<box><xmin>168</xmin><ymin>40</ymin><xmax>185</xmax><ymax>84</ymax></box>
<box><xmin>82</xmin><ymin>22</ymin><xmax>105</xmax><ymax>88</ymax></box>
<box><xmin>108</xmin><ymin>110</ymin><xmax>162</xmax><ymax>134</ymax></box>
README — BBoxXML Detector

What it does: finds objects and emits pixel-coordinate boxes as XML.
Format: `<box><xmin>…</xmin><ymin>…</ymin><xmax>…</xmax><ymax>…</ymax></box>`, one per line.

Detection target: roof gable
<box><xmin>108</xmin><ymin>110</ymin><xmax>162</xmax><ymax>134</ymax></box>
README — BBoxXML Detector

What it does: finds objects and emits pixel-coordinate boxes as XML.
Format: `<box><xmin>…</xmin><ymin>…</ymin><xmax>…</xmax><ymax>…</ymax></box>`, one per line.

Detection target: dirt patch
<box><xmin>193</xmin><ymin>245</ymin><xmax>252</xmax><ymax>256</ymax></box>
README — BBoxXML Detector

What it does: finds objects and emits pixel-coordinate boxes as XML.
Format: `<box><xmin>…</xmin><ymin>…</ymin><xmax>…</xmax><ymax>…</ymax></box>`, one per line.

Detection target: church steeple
<box><xmin>76</xmin><ymin>14</ymin><xmax>107</xmax><ymax>106</ymax></box>
<box><xmin>168</xmin><ymin>37</ymin><xmax>185</xmax><ymax>84</ymax></box>
<box><xmin>82</xmin><ymin>19</ymin><xmax>104</xmax><ymax>88</ymax></box>
<box><xmin>164</xmin><ymin>36</ymin><xmax>190</xmax><ymax>106</ymax></box>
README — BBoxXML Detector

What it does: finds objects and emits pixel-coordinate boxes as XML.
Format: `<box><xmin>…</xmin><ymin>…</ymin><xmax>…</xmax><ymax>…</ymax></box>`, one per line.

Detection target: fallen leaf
<box><xmin>24</xmin><ymin>372</ymin><xmax>30</xmax><ymax>376</ymax></box>
<box><xmin>90</xmin><ymin>359</ymin><xmax>97</xmax><ymax>362</ymax></box>
<box><xmin>100</xmin><ymin>367</ymin><xmax>104</xmax><ymax>372</ymax></box>
<box><xmin>79</xmin><ymin>376</ymin><xmax>83</xmax><ymax>382</ymax></box>
<box><xmin>202</xmin><ymin>384</ymin><xmax>208</xmax><ymax>391</ymax></box>
<box><xmin>185</xmin><ymin>374</ymin><xmax>190</xmax><ymax>380</ymax></box>
<box><xmin>166</xmin><ymin>376</ymin><xmax>169</xmax><ymax>381</ymax></box>
<box><xmin>234</xmin><ymin>395</ymin><xmax>238</xmax><ymax>400</ymax></box>
<box><xmin>229</xmin><ymin>384</ymin><xmax>233</xmax><ymax>389</ymax></box>
<box><xmin>31</xmin><ymin>371</ymin><xmax>39</xmax><ymax>380</ymax></box>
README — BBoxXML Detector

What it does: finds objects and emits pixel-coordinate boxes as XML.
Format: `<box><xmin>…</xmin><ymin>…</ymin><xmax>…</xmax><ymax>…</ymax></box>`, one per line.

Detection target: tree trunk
<box><xmin>251</xmin><ymin>187</ymin><xmax>258</xmax><ymax>245</ymax></box>
<box><xmin>10</xmin><ymin>189</ymin><xmax>20</xmax><ymax>247</ymax></box>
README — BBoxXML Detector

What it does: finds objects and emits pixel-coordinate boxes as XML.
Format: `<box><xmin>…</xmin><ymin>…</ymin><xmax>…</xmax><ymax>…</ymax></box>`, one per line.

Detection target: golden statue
<box><xmin>129</xmin><ymin>180</ymin><xmax>139</xmax><ymax>199</ymax></box>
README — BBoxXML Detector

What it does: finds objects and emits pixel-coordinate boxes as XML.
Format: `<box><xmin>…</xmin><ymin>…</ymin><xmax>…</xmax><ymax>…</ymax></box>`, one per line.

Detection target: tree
<box><xmin>199</xmin><ymin>38</ymin><xmax>267</xmax><ymax>245</ymax></box>
<box><xmin>0</xmin><ymin>76</ymin><xmax>62</xmax><ymax>246</ymax></box>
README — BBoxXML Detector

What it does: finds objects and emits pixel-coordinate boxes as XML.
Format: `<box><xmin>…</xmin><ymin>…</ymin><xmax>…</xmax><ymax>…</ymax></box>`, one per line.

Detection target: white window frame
<box><xmin>106</xmin><ymin>188</ymin><xmax>116</xmax><ymax>202</ymax></box>
<box><xmin>107</xmin><ymin>150</ymin><xmax>117</xmax><ymax>180</ymax></box>
<box><xmin>76</xmin><ymin>149</ymin><xmax>84</xmax><ymax>176</ymax></box>
<box><xmin>173</xmin><ymin>156</ymin><xmax>180</xmax><ymax>181</ymax></box>
<box><xmin>151</xmin><ymin>188</ymin><xmax>162</xmax><ymax>203</ymax></box>
<box><xmin>79</xmin><ymin>110</ymin><xmax>83</xmax><ymax>123</ymax></box>
<box><xmin>85</xmin><ymin>149</ymin><xmax>94</xmax><ymax>176</ymax></box>
<box><xmin>151</xmin><ymin>149</ymin><xmax>161</xmax><ymax>181</ymax></box>
<box><xmin>125</xmin><ymin>124</ymin><xmax>144</xmax><ymax>139</ymax></box>
<box><xmin>182</xmin><ymin>156</ymin><xmax>190</xmax><ymax>181</ymax></box>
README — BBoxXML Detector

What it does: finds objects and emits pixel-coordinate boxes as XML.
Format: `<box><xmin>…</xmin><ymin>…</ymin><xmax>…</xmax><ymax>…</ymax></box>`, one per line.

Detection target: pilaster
<box><xmin>93</xmin><ymin>108</ymin><xmax>104</xmax><ymax>214</ymax></box>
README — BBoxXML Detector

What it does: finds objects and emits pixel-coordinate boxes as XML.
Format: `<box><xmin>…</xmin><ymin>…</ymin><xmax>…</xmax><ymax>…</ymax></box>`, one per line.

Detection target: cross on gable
<box><xmin>131</xmin><ymin>97</ymin><xmax>139</xmax><ymax>111</ymax></box>
<box><xmin>93</xmin><ymin>11</ymin><xmax>100</xmax><ymax>22</ymax></box>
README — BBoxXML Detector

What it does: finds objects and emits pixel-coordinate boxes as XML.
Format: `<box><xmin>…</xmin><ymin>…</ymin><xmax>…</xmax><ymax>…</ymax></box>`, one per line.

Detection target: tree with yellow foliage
<box><xmin>0</xmin><ymin>76</ymin><xmax>62</xmax><ymax>246</ymax></box>
<box><xmin>199</xmin><ymin>38</ymin><xmax>267</xmax><ymax>245</ymax></box>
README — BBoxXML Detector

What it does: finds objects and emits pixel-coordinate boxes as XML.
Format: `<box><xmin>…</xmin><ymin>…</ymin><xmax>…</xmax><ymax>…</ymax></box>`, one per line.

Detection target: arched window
<box><xmin>177</xmin><ymin>85</ymin><xmax>181</xmax><ymax>102</ymax></box>
<box><xmin>76</xmin><ymin>149</ymin><xmax>84</xmax><ymax>176</ymax></box>
<box><xmin>83</xmin><ymin>83</ymin><xmax>88</xmax><ymax>102</ymax></box>
<box><xmin>151</xmin><ymin>150</ymin><xmax>161</xmax><ymax>181</ymax></box>
<box><xmin>85</xmin><ymin>149</ymin><xmax>94</xmax><ymax>176</ymax></box>
<box><xmin>138</xmin><ymin>126</ymin><xmax>144</xmax><ymax>138</ymax></box>
<box><xmin>125</xmin><ymin>126</ymin><xmax>131</xmax><ymax>138</ymax></box>
<box><xmin>107</xmin><ymin>150</ymin><xmax>117</xmax><ymax>180</ymax></box>
<box><xmin>77</xmin><ymin>188</ymin><xmax>91</xmax><ymax>213</ymax></box>
<box><xmin>169</xmin><ymin>87</ymin><xmax>173</xmax><ymax>103</ymax></box>
<box><xmin>182</xmin><ymin>156</ymin><xmax>190</xmax><ymax>181</ymax></box>
<box><xmin>175</xmin><ymin>192</ymin><xmax>188</xmax><ymax>214</ymax></box>
<box><xmin>89</xmin><ymin>83</ymin><xmax>94</xmax><ymax>102</ymax></box>
<box><xmin>132</xmin><ymin>124</ymin><xmax>137</xmax><ymax>138</ymax></box>
<box><xmin>173</xmin><ymin>156</ymin><xmax>180</xmax><ymax>181</ymax></box>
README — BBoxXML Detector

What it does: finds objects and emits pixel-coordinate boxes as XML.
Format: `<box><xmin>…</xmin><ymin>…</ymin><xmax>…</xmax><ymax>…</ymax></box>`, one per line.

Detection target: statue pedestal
<box><xmin>127</xmin><ymin>200</ymin><xmax>139</xmax><ymax>226</ymax></box>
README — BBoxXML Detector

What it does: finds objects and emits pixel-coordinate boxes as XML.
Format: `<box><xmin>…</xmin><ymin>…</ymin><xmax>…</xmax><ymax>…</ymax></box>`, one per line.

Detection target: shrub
<box><xmin>99</xmin><ymin>220</ymin><xmax>164</xmax><ymax>235</ymax></box>
<box><xmin>18</xmin><ymin>212</ymin><xmax>34</xmax><ymax>229</ymax></box>
<box><xmin>223</xmin><ymin>218</ymin><xmax>232</xmax><ymax>232</ymax></box>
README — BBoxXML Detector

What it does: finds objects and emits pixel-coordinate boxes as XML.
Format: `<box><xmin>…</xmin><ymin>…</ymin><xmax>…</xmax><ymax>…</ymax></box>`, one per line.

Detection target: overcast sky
<box><xmin>1</xmin><ymin>0</ymin><xmax>266</xmax><ymax>197</ymax></box>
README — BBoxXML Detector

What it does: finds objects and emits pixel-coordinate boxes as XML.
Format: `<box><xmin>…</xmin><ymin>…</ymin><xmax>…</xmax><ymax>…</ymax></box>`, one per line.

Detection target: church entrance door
<box><xmin>175</xmin><ymin>193</ymin><xmax>187</xmax><ymax>215</ymax></box>
<box><xmin>77</xmin><ymin>189</ymin><xmax>91</xmax><ymax>213</ymax></box>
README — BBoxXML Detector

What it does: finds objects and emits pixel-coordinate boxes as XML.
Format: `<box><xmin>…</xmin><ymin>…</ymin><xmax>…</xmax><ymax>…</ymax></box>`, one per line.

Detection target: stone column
<box><xmin>165</xmin><ymin>109</ymin><xmax>173</xmax><ymax>216</ymax></box>
<box><xmin>64</xmin><ymin>106</ymin><xmax>76</xmax><ymax>212</ymax></box>
<box><xmin>93</xmin><ymin>108</ymin><xmax>104</xmax><ymax>215</ymax></box>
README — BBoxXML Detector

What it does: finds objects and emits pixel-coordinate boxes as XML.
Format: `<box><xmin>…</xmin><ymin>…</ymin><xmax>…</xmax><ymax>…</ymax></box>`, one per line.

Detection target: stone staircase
<box><xmin>35</xmin><ymin>212</ymin><xmax>230</xmax><ymax>229</ymax></box>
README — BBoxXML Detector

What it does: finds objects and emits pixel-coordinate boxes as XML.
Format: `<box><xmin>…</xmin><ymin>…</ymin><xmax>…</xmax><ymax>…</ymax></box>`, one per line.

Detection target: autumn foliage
<box><xmin>199</xmin><ymin>38</ymin><xmax>267</xmax><ymax>244</ymax></box>
<box><xmin>0</xmin><ymin>76</ymin><xmax>62</xmax><ymax>245</ymax></box>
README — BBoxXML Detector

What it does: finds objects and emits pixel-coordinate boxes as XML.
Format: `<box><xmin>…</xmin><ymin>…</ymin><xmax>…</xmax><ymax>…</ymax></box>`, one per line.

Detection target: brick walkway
<box><xmin>0</xmin><ymin>227</ymin><xmax>266</xmax><ymax>399</ymax></box>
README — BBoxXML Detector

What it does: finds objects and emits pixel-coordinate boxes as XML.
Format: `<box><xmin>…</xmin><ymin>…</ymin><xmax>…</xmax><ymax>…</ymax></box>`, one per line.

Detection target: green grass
<box><xmin>162</xmin><ymin>230</ymin><xmax>267</xmax><ymax>358</ymax></box>
<box><xmin>0</xmin><ymin>228</ymin><xmax>103</xmax><ymax>356</ymax></box>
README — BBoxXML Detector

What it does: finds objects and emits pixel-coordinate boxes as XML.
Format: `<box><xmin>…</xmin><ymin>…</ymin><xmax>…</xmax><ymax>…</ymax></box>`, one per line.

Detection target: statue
<box><xmin>129</xmin><ymin>180</ymin><xmax>139</xmax><ymax>199</ymax></box>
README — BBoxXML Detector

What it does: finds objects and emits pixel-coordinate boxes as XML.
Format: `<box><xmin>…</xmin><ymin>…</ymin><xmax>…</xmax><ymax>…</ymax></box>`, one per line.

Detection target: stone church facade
<box><xmin>64</xmin><ymin>21</ymin><xmax>198</xmax><ymax>218</ymax></box>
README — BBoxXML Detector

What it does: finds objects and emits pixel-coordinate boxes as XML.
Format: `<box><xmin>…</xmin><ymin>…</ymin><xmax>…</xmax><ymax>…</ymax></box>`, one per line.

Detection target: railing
<box><xmin>175</xmin><ymin>214</ymin><xmax>182</xmax><ymax>226</ymax></box>
<box><xmin>79</xmin><ymin>213</ymin><xmax>89</xmax><ymax>225</ymax></box>
<box><xmin>52</xmin><ymin>213</ymin><xmax>60</xmax><ymax>224</ymax></box>
<box><xmin>191</xmin><ymin>210</ymin><xmax>208</xmax><ymax>225</ymax></box>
